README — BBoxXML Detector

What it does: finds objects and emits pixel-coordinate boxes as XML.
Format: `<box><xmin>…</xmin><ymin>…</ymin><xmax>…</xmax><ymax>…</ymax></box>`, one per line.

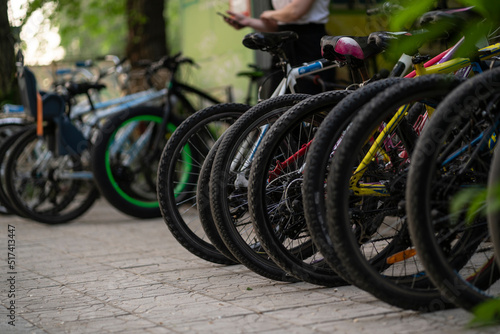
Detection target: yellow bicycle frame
<box><xmin>349</xmin><ymin>43</ymin><xmax>500</xmax><ymax>197</ymax></box>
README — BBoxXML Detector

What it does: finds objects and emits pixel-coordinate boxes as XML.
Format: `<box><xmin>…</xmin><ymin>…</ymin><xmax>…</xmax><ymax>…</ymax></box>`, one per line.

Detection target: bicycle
<box><xmin>200</xmin><ymin>3</ymin><xmax>473</xmax><ymax>278</ymax></box>
<box><xmin>0</xmin><ymin>124</ymin><xmax>34</xmax><ymax>215</ymax></box>
<box><xmin>3</xmin><ymin>53</ymin><xmax>221</xmax><ymax>223</ymax></box>
<box><xmin>237</xmin><ymin>6</ymin><xmax>498</xmax><ymax>291</ymax></box>
<box><xmin>203</xmin><ymin>29</ymin><xmax>407</xmax><ymax>279</ymax></box>
<box><xmin>239</xmin><ymin>6</ymin><xmax>481</xmax><ymax>285</ymax></box>
<box><xmin>406</xmin><ymin>66</ymin><xmax>500</xmax><ymax>311</ymax></box>
<box><xmin>156</xmin><ymin>30</ymin><xmax>349</xmax><ymax>265</ymax></box>
<box><xmin>90</xmin><ymin>53</ymin><xmax>223</xmax><ymax>219</ymax></box>
<box><xmin>1</xmin><ymin>64</ymin><xmax>107</xmax><ymax>223</ymax></box>
<box><xmin>311</xmin><ymin>43</ymin><xmax>500</xmax><ymax>310</ymax></box>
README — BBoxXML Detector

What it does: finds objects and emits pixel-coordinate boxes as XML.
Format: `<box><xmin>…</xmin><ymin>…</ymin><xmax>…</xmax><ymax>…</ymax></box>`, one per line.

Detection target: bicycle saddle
<box><xmin>367</xmin><ymin>31</ymin><xmax>415</xmax><ymax>50</ymax></box>
<box><xmin>242</xmin><ymin>31</ymin><xmax>299</xmax><ymax>52</ymax></box>
<box><xmin>321</xmin><ymin>35</ymin><xmax>384</xmax><ymax>61</ymax></box>
<box><xmin>417</xmin><ymin>7</ymin><xmax>477</xmax><ymax>29</ymax></box>
<box><xmin>17</xmin><ymin>66</ymin><xmax>66</xmax><ymax>120</ymax></box>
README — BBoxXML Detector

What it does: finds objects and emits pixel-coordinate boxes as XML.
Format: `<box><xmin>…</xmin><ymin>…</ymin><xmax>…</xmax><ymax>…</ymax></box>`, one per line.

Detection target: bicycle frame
<box><xmin>349</xmin><ymin>42</ymin><xmax>500</xmax><ymax>197</ymax></box>
<box><xmin>229</xmin><ymin>58</ymin><xmax>341</xmax><ymax>174</ymax></box>
<box><xmin>73</xmin><ymin>87</ymin><xmax>167</xmax><ymax>138</ymax></box>
<box><xmin>259</xmin><ymin>40</ymin><xmax>500</xmax><ymax>190</ymax></box>
<box><xmin>21</xmin><ymin>56</ymin><xmax>222</xmax><ymax>182</ymax></box>
<box><xmin>270</xmin><ymin>59</ymin><xmax>341</xmax><ymax>98</ymax></box>
<box><xmin>232</xmin><ymin>47</ymin><xmax>451</xmax><ymax>183</ymax></box>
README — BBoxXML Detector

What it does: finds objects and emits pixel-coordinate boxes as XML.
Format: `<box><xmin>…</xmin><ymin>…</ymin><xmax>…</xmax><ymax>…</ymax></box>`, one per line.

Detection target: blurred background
<box><xmin>1</xmin><ymin>0</ymin><xmax>396</xmax><ymax>105</ymax></box>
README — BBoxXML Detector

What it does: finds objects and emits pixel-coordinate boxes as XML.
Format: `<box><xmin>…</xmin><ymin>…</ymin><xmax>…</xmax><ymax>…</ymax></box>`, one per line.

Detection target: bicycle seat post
<box><xmin>412</xmin><ymin>54</ymin><xmax>432</xmax><ymax>76</ymax></box>
<box><xmin>349</xmin><ymin>58</ymin><xmax>371</xmax><ymax>83</ymax></box>
<box><xmin>272</xmin><ymin>47</ymin><xmax>290</xmax><ymax>76</ymax></box>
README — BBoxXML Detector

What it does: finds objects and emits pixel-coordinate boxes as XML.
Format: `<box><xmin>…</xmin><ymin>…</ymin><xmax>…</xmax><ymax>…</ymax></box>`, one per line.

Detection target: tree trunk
<box><xmin>125</xmin><ymin>0</ymin><xmax>168</xmax><ymax>93</ymax></box>
<box><xmin>0</xmin><ymin>0</ymin><xmax>17</xmax><ymax>103</ymax></box>
<box><xmin>126</xmin><ymin>0</ymin><xmax>168</xmax><ymax>64</ymax></box>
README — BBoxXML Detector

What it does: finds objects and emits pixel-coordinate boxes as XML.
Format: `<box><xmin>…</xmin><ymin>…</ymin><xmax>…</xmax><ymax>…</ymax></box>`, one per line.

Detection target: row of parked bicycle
<box><xmin>0</xmin><ymin>48</ymin><xmax>222</xmax><ymax>221</ymax></box>
<box><xmin>154</xmin><ymin>6</ymin><xmax>500</xmax><ymax>315</ymax></box>
<box><xmin>1</xmin><ymin>4</ymin><xmax>499</xmax><ymax>316</ymax></box>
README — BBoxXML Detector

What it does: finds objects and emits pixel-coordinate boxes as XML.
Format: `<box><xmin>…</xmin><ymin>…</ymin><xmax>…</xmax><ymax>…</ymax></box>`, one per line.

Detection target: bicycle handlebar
<box><xmin>96</xmin><ymin>55</ymin><xmax>129</xmax><ymax>81</ymax></box>
<box><xmin>143</xmin><ymin>53</ymin><xmax>198</xmax><ymax>88</ymax></box>
<box><xmin>366</xmin><ymin>2</ymin><xmax>403</xmax><ymax>16</ymax></box>
<box><xmin>147</xmin><ymin>53</ymin><xmax>197</xmax><ymax>75</ymax></box>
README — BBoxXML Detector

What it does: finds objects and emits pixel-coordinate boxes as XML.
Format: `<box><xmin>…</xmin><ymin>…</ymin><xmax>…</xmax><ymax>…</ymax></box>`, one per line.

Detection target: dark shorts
<box><xmin>277</xmin><ymin>23</ymin><xmax>336</xmax><ymax>94</ymax></box>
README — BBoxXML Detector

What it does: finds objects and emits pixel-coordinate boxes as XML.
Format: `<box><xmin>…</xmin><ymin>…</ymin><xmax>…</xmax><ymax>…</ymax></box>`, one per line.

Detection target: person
<box><xmin>223</xmin><ymin>0</ymin><xmax>334</xmax><ymax>94</ymax></box>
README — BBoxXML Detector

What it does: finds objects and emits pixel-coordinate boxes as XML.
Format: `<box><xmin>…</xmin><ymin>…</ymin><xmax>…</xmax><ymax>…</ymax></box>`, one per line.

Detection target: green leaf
<box><xmin>449</xmin><ymin>187</ymin><xmax>486</xmax><ymax>225</ymax></box>
<box><xmin>459</xmin><ymin>0</ymin><xmax>500</xmax><ymax>23</ymax></box>
<box><xmin>465</xmin><ymin>188</ymin><xmax>487</xmax><ymax>224</ymax></box>
<box><xmin>389</xmin><ymin>0</ymin><xmax>436</xmax><ymax>31</ymax></box>
<box><xmin>487</xmin><ymin>182</ymin><xmax>500</xmax><ymax>215</ymax></box>
<box><xmin>468</xmin><ymin>299</ymin><xmax>500</xmax><ymax>328</ymax></box>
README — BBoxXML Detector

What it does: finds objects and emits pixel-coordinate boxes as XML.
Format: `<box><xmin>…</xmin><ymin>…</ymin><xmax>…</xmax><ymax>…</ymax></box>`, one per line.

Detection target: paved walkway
<box><xmin>0</xmin><ymin>199</ymin><xmax>499</xmax><ymax>333</ymax></box>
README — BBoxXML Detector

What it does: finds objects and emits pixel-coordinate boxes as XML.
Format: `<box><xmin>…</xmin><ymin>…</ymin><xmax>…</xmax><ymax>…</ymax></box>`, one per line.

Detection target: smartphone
<box><xmin>217</xmin><ymin>12</ymin><xmax>243</xmax><ymax>28</ymax></box>
<box><xmin>217</xmin><ymin>12</ymin><xmax>230</xmax><ymax>20</ymax></box>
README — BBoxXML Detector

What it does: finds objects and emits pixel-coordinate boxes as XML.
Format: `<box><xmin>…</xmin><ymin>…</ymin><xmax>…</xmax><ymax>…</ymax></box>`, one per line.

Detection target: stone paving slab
<box><xmin>1</xmin><ymin>199</ymin><xmax>500</xmax><ymax>333</ymax></box>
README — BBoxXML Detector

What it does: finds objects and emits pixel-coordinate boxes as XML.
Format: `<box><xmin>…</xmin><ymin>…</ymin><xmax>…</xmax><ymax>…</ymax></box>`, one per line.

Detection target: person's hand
<box><xmin>260</xmin><ymin>10</ymin><xmax>276</xmax><ymax>22</ymax></box>
<box><xmin>259</xmin><ymin>10</ymin><xmax>279</xmax><ymax>30</ymax></box>
<box><xmin>223</xmin><ymin>11</ymin><xmax>247</xmax><ymax>30</ymax></box>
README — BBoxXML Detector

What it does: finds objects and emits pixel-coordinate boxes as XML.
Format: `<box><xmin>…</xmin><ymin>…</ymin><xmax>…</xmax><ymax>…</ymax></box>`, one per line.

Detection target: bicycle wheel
<box><xmin>196</xmin><ymin>138</ymin><xmax>239</xmax><ymax>262</ymax></box>
<box><xmin>210</xmin><ymin>94</ymin><xmax>310</xmax><ymax>282</ymax></box>
<box><xmin>92</xmin><ymin>106</ymin><xmax>181</xmax><ymax>218</ymax></box>
<box><xmin>303</xmin><ymin>78</ymin><xmax>404</xmax><ymax>282</ymax></box>
<box><xmin>4</xmin><ymin>127</ymin><xmax>99</xmax><ymax>224</ymax></box>
<box><xmin>407</xmin><ymin>68</ymin><xmax>500</xmax><ymax>311</ymax></box>
<box><xmin>326</xmin><ymin>75</ymin><xmax>465</xmax><ymax>311</ymax></box>
<box><xmin>157</xmin><ymin>103</ymin><xmax>250</xmax><ymax>265</ymax></box>
<box><xmin>488</xmin><ymin>145</ymin><xmax>500</xmax><ymax>270</ymax></box>
<box><xmin>247</xmin><ymin>90</ymin><xmax>351</xmax><ymax>286</ymax></box>
<box><xmin>0</xmin><ymin>125</ymin><xmax>32</xmax><ymax>216</ymax></box>
<box><xmin>0</xmin><ymin>120</ymin><xmax>27</xmax><ymax>144</ymax></box>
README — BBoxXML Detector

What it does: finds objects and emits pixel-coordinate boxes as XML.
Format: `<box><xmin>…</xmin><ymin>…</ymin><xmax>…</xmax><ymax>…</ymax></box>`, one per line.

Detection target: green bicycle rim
<box><xmin>105</xmin><ymin>116</ymin><xmax>192</xmax><ymax>208</ymax></box>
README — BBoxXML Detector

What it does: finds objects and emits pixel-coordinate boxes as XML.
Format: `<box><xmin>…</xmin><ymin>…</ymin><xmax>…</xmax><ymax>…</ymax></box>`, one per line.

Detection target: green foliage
<box><xmin>449</xmin><ymin>181</ymin><xmax>500</xmax><ymax>225</ymax></box>
<box><xmin>459</xmin><ymin>0</ymin><xmax>500</xmax><ymax>22</ymax></box>
<box><xmin>388</xmin><ymin>0</ymin><xmax>436</xmax><ymax>31</ymax></box>
<box><xmin>449</xmin><ymin>186</ymin><xmax>487</xmax><ymax>225</ymax></box>
<box><xmin>54</xmin><ymin>0</ymin><xmax>127</xmax><ymax>59</ymax></box>
<box><xmin>19</xmin><ymin>0</ymin><xmax>180</xmax><ymax>62</ymax></box>
<box><xmin>165</xmin><ymin>0</ymin><xmax>181</xmax><ymax>54</ymax></box>
<box><xmin>23</xmin><ymin>0</ymin><xmax>51</xmax><ymax>26</ymax></box>
<box><xmin>488</xmin><ymin>180</ymin><xmax>500</xmax><ymax>214</ymax></box>
<box><xmin>468</xmin><ymin>299</ymin><xmax>500</xmax><ymax>328</ymax></box>
<box><xmin>21</xmin><ymin>0</ymin><xmax>127</xmax><ymax>60</ymax></box>
<box><xmin>385</xmin><ymin>0</ymin><xmax>500</xmax><ymax>61</ymax></box>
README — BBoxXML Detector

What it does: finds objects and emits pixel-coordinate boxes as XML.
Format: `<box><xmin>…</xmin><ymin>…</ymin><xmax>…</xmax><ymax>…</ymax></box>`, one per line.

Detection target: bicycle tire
<box><xmin>407</xmin><ymin>68</ymin><xmax>500</xmax><ymax>311</ymax></box>
<box><xmin>4</xmin><ymin>127</ymin><xmax>99</xmax><ymax>224</ymax></box>
<box><xmin>327</xmin><ymin>75</ymin><xmax>465</xmax><ymax>311</ymax></box>
<box><xmin>247</xmin><ymin>90</ymin><xmax>351</xmax><ymax>286</ymax></box>
<box><xmin>210</xmin><ymin>94</ymin><xmax>310</xmax><ymax>282</ymax></box>
<box><xmin>0</xmin><ymin>125</ymin><xmax>33</xmax><ymax>216</ymax></box>
<box><xmin>196</xmin><ymin>137</ymin><xmax>239</xmax><ymax>262</ymax></box>
<box><xmin>302</xmin><ymin>78</ymin><xmax>404</xmax><ymax>283</ymax></box>
<box><xmin>488</xmin><ymin>145</ymin><xmax>500</xmax><ymax>270</ymax></box>
<box><xmin>0</xmin><ymin>121</ymin><xmax>27</xmax><ymax>144</ymax></box>
<box><xmin>157</xmin><ymin>103</ymin><xmax>250</xmax><ymax>265</ymax></box>
<box><xmin>92</xmin><ymin>106</ymin><xmax>182</xmax><ymax>218</ymax></box>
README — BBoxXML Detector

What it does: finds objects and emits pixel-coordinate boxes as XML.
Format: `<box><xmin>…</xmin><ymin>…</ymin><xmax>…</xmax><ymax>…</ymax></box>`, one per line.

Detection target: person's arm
<box><xmin>260</xmin><ymin>0</ymin><xmax>316</xmax><ymax>23</ymax></box>
<box><xmin>224</xmin><ymin>11</ymin><xmax>278</xmax><ymax>32</ymax></box>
